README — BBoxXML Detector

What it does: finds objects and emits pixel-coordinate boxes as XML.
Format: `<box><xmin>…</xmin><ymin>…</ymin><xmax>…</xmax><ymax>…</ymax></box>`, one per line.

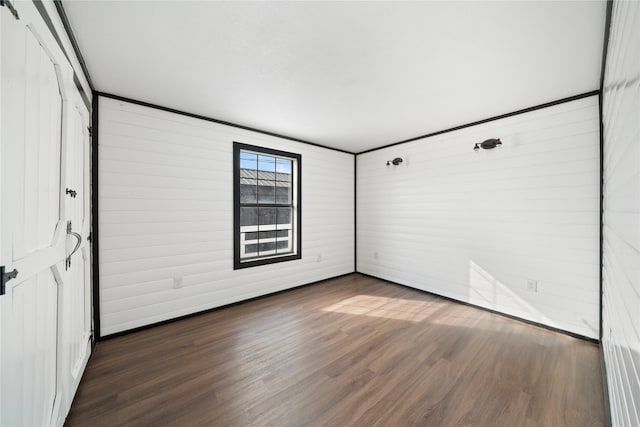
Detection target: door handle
<box><xmin>66</xmin><ymin>221</ymin><xmax>83</xmax><ymax>269</ymax></box>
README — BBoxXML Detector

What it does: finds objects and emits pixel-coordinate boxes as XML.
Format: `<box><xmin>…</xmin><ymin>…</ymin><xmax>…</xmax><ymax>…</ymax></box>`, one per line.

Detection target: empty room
<box><xmin>0</xmin><ymin>0</ymin><xmax>638</xmax><ymax>426</ymax></box>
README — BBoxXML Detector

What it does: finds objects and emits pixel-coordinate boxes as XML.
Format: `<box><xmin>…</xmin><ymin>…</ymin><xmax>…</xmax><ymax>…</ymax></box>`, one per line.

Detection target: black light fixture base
<box><xmin>474</xmin><ymin>138</ymin><xmax>502</xmax><ymax>151</ymax></box>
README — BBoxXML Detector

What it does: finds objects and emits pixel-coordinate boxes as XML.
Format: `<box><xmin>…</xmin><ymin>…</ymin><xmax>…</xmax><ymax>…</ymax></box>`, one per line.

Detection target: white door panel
<box><xmin>58</xmin><ymin>94</ymin><xmax>91</xmax><ymax>418</ymax></box>
<box><xmin>18</xmin><ymin>28</ymin><xmax>63</xmax><ymax>259</ymax></box>
<box><xmin>2</xmin><ymin>266</ymin><xmax>61</xmax><ymax>426</ymax></box>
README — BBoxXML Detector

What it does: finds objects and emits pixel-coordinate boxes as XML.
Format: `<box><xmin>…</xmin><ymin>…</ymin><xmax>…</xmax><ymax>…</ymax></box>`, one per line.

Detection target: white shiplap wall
<box><xmin>357</xmin><ymin>95</ymin><xmax>600</xmax><ymax>338</ymax></box>
<box><xmin>602</xmin><ymin>1</ymin><xmax>640</xmax><ymax>425</ymax></box>
<box><xmin>98</xmin><ymin>97</ymin><xmax>354</xmax><ymax>336</ymax></box>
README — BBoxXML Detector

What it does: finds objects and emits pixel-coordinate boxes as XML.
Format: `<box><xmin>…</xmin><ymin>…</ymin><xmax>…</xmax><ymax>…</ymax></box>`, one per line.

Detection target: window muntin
<box><xmin>234</xmin><ymin>143</ymin><xmax>301</xmax><ymax>269</ymax></box>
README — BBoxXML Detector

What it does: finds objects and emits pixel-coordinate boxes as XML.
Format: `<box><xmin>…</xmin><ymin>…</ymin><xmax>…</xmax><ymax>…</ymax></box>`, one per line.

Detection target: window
<box><xmin>233</xmin><ymin>142</ymin><xmax>301</xmax><ymax>269</ymax></box>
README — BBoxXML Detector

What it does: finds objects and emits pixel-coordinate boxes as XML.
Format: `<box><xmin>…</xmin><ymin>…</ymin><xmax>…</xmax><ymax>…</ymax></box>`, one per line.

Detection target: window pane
<box><xmin>241</xmin><ymin>231</ymin><xmax>259</xmax><ymax>258</ymax></box>
<box><xmin>244</xmin><ymin>243</ymin><xmax>259</xmax><ymax>255</ymax></box>
<box><xmin>275</xmin><ymin>182</ymin><xmax>291</xmax><ymax>204</ymax></box>
<box><xmin>244</xmin><ymin>232</ymin><xmax>258</xmax><ymax>241</ymax></box>
<box><xmin>240</xmin><ymin>152</ymin><xmax>257</xmax><ymax>171</ymax></box>
<box><xmin>240</xmin><ymin>179</ymin><xmax>257</xmax><ymax>203</ymax></box>
<box><xmin>258</xmin><ymin>155</ymin><xmax>275</xmax><ymax>172</ymax></box>
<box><xmin>276</xmin><ymin>230</ymin><xmax>289</xmax><ymax>238</ymax></box>
<box><xmin>276</xmin><ymin>237</ymin><xmax>291</xmax><ymax>253</ymax></box>
<box><xmin>259</xmin><ymin>241</ymin><xmax>276</xmax><ymax>252</ymax></box>
<box><xmin>259</xmin><ymin>207</ymin><xmax>276</xmax><ymax>227</ymax></box>
<box><xmin>276</xmin><ymin>158</ymin><xmax>291</xmax><ymax>175</ymax></box>
<box><xmin>277</xmin><ymin>207</ymin><xmax>292</xmax><ymax>227</ymax></box>
<box><xmin>259</xmin><ymin>230</ymin><xmax>277</xmax><ymax>239</ymax></box>
<box><xmin>240</xmin><ymin>207</ymin><xmax>257</xmax><ymax>227</ymax></box>
<box><xmin>275</xmin><ymin>172</ymin><xmax>291</xmax><ymax>182</ymax></box>
<box><xmin>257</xmin><ymin>181</ymin><xmax>275</xmax><ymax>203</ymax></box>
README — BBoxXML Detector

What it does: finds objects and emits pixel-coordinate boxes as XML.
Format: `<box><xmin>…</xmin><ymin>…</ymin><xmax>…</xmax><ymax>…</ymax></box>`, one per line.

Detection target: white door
<box><xmin>56</xmin><ymin>90</ymin><xmax>92</xmax><ymax>425</ymax></box>
<box><xmin>0</xmin><ymin>2</ymin><xmax>81</xmax><ymax>425</ymax></box>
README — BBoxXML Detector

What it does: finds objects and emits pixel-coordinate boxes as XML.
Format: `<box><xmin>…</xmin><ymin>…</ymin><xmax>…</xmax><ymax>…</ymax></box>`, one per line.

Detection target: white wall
<box><xmin>602</xmin><ymin>1</ymin><xmax>640</xmax><ymax>425</ymax></box>
<box><xmin>98</xmin><ymin>97</ymin><xmax>354</xmax><ymax>336</ymax></box>
<box><xmin>357</xmin><ymin>95</ymin><xmax>600</xmax><ymax>339</ymax></box>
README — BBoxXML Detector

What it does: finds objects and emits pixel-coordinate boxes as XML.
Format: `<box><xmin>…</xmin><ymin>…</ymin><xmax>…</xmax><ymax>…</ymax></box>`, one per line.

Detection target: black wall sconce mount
<box><xmin>474</xmin><ymin>138</ymin><xmax>502</xmax><ymax>151</ymax></box>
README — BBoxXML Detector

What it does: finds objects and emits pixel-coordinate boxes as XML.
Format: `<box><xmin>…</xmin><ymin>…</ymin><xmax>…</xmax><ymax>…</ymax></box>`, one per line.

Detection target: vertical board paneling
<box><xmin>602</xmin><ymin>1</ymin><xmax>640</xmax><ymax>425</ymax></box>
<box><xmin>8</xmin><ymin>270</ymin><xmax>58</xmax><ymax>427</ymax></box>
<box><xmin>21</xmin><ymin>30</ymin><xmax>62</xmax><ymax>257</ymax></box>
<box><xmin>357</xmin><ymin>96</ymin><xmax>600</xmax><ymax>338</ymax></box>
<box><xmin>98</xmin><ymin>97</ymin><xmax>354</xmax><ymax>336</ymax></box>
<box><xmin>65</xmin><ymin>103</ymin><xmax>91</xmax><ymax>381</ymax></box>
<box><xmin>1</xmin><ymin>13</ymin><xmax>67</xmax><ymax>425</ymax></box>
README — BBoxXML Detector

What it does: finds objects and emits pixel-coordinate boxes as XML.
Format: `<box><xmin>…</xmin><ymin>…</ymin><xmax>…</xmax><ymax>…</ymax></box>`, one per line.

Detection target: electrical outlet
<box><xmin>526</xmin><ymin>279</ymin><xmax>537</xmax><ymax>292</ymax></box>
<box><xmin>173</xmin><ymin>277</ymin><xmax>183</xmax><ymax>289</ymax></box>
<box><xmin>316</xmin><ymin>254</ymin><xmax>322</xmax><ymax>262</ymax></box>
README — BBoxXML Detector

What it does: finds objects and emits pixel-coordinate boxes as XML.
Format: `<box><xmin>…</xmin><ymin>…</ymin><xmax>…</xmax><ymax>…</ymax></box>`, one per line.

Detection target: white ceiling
<box><xmin>64</xmin><ymin>1</ymin><xmax>606</xmax><ymax>153</ymax></box>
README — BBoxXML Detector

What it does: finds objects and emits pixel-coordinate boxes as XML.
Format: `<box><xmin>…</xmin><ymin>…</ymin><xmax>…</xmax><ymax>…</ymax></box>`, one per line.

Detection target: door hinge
<box><xmin>0</xmin><ymin>266</ymin><xmax>19</xmax><ymax>296</ymax></box>
<box><xmin>66</xmin><ymin>188</ymin><xmax>78</xmax><ymax>198</ymax></box>
<box><xmin>0</xmin><ymin>0</ymin><xmax>19</xmax><ymax>19</ymax></box>
<box><xmin>87</xmin><ymin>126</ymin><xmax>92</xmax><ymax>137</ymax></box>
<box><xmin>87</xmin><ymin>232</ymin><xmax>92</xmax><ymax>243</ymax></box>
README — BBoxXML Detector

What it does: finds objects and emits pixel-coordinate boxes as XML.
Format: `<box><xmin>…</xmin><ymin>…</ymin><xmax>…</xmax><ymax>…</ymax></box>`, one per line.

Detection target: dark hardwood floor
<box><xmin>66</xmin><ymin>274</ymin><xmax>604</xmax><ymax>426</ymax></box>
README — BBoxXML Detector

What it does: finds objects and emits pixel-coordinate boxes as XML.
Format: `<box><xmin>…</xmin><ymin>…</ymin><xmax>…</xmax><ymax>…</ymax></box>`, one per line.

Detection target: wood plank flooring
<box><xmin>66</xmin><ymin>274</ymin><xmax>604</xmax><ymax>426</ymax></box>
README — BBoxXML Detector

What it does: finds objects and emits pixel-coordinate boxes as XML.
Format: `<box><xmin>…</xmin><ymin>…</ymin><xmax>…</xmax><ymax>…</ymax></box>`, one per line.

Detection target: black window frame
<box><xmin>233</xmin><ymin>142</ymin><xmax>302</xmax><ymax>269</ymax></box>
